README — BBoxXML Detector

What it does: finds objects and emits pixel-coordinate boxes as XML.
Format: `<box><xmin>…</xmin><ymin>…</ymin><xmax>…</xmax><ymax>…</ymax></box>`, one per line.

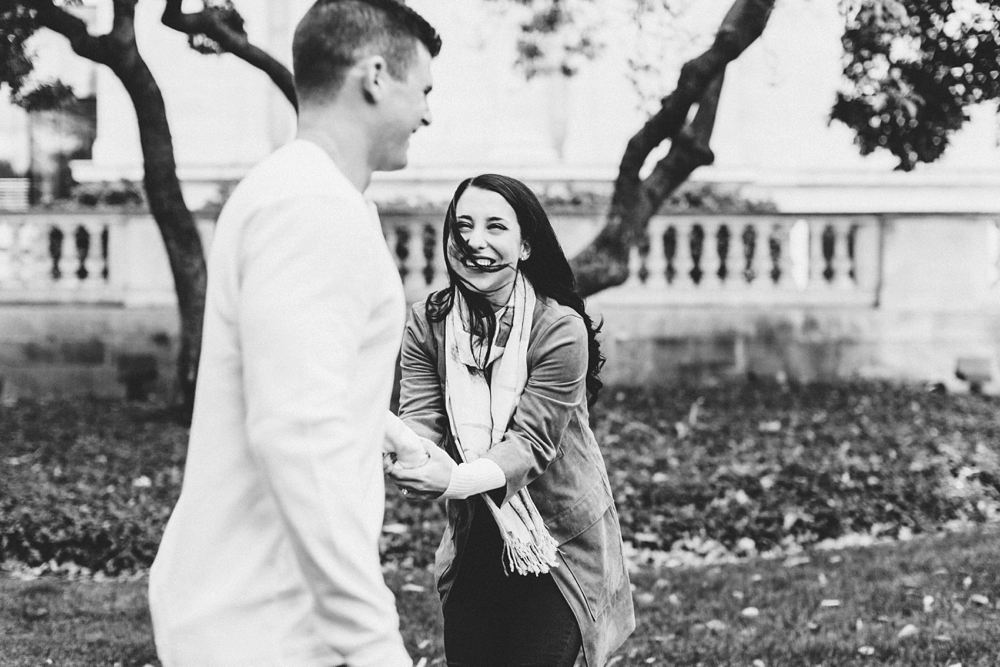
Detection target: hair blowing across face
<box><xmin>428</xmin><ymin>174</ymin><xmax>605</xmax><ymax>406</ymax></box>
<box><xmin>293</xmin><ymin>0</ymin><xmax>441</xmax><ymax>104</ymax></box>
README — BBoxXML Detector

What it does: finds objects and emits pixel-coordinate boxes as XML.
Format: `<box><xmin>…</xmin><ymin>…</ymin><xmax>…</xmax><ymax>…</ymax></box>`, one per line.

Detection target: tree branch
<box><xmin>571</xmin><ymin>0</ymin><xmax>775</xmax><ymax>297</ymax></box>
<box><xmin>162</xmin><ymin>0</ymin><xmax>297</xmax><ymax>110</ymax></box>
<box><xmin>611</xmin><ymin>0</ymin><xmax>775</xmax><ymax>211</ymax></box>
<box><xmin>25</xmin><ymin>0</ymin><xmax>113</xmax><ymax>65</ymax></box>
<box><xmin>643</xmin><ymin>71</ymin><xmax>725</xmax><ymax>208</ymax></box>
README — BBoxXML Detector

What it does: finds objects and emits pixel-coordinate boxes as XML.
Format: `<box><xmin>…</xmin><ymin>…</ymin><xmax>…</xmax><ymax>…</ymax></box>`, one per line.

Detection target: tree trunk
<box><xmin>112</xmin><ymin>52</ymin><xmax>206</xmax><ymax>417</ymax></box>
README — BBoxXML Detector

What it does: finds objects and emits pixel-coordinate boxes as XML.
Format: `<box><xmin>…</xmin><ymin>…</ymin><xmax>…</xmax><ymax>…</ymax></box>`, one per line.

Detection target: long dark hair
<box><xmin>427</xmin><ymin>174</ymin><xmax>605</xmax><ymax>406</ymax></box>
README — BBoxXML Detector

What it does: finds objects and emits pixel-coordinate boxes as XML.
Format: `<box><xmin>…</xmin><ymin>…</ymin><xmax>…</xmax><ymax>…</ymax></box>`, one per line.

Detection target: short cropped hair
<box><xmin>293</xmin><ymin>0</ymin><xmax>441</xmax><ymax>103</ymax></box>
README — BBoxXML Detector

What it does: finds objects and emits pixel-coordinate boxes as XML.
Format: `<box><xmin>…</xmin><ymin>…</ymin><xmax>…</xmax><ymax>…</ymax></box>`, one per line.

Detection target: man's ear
<box><xmin>359</xmin><ymin>55</ymin><xmax>389</xmax><ymax>105</ymax></box>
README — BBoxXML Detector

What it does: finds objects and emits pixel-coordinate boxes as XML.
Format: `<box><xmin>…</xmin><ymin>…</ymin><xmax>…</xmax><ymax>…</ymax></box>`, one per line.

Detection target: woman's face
<box><xmin>448</xmin><ymin>186</ymin><xmax>530</xmax><ymax>304</ymax></box>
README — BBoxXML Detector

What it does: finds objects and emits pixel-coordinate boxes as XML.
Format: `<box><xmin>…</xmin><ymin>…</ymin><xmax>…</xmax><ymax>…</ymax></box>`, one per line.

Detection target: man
<box><xmin>148</xmin><ymin>2</ymin><xmax>440</xmax><ymax>666</ymax></box>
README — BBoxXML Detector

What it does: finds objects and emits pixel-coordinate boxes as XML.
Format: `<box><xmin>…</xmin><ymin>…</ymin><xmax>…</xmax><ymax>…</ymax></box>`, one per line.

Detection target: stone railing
<box><xmin>0</xmin><ymin>212</ymin><xmax>214</xmax><ymax>306</ymax></box>
<box><xmin>380</xmin><ymin>213</ymin><xmax>883</xmax><ymax>306</ymax></box>
<box><xmin>0</xmin><ymin>213</ymin><xmax>122</xmax><ymax>304</ymax></box>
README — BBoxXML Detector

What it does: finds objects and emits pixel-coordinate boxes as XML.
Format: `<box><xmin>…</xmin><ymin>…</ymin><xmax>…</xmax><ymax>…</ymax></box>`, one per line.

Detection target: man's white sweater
<box><xmin>149</xmin><ymin>140</ymin><xmax>410</xmax><ymax>667</ymax></box>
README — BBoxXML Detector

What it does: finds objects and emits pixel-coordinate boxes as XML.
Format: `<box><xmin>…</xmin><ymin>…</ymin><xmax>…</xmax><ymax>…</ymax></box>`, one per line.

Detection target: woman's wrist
<box><xmin>441</xmin><ymin>458</ymin><xmax>506</xmax><ymax>500</ymax></box>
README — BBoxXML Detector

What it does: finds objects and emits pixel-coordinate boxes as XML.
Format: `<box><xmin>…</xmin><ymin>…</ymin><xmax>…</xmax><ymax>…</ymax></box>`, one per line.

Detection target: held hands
<box><xmin>388</xmin><ymin>440</ymin><xmax>456</xmax><ymax>500</ymax></box>
<box><xmin>383</xmin><ymin>412</ymin><xmax>455</xmax><ymax>499</ymax></box>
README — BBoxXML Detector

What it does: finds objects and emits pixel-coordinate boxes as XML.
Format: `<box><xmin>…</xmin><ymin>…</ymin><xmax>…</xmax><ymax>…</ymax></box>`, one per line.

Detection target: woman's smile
<box><xmin>448</xmin><ymin>186</ymin><xmax>530</xmax><ymax>304</ymax></box>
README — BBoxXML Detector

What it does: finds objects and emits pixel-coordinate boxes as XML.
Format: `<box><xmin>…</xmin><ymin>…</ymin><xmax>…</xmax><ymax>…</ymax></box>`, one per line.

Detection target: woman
<box><xmin>387</xmin><ymin>174</ymin><xmax>635</xmax><ymax>667</ymax></box>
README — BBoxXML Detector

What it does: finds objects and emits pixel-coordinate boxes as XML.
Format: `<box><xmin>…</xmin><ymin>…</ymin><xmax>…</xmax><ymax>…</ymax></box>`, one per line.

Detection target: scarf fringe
<box><xmin>501</xmin><ymin>529</ymin><xmax>560</xmax><ymax>576</ymax></box>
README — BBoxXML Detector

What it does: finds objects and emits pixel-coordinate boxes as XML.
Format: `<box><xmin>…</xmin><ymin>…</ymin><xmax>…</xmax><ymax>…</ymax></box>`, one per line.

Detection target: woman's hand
<box><xmin>388</xmin><ymin>440</ymin><xmax>457</xmax><ymax>500</ymax></box>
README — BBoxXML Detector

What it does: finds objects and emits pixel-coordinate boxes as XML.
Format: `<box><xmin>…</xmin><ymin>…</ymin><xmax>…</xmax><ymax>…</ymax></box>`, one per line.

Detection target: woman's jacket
<box><xmin>398</xmin><ymin>291</ymin><xmax>635</xmax><ymax>667</ymax></box>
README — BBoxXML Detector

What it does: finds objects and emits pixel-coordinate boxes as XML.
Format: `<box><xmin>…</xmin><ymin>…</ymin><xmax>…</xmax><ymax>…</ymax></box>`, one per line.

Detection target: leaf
<box><xmin>969</xmin><ymin>594</ymin><xmax>989</xmax><ymax>606</ymax></box>
<box><xmin>897</xmin><ymin>624</ymin><xmax>919</xmax><ymax>639</ymax></box>
<box><xmin>705</xmin><ymin>619</ymin><xmax>727</xmax><ymax>632</ymax></box>
<box><xmin>923</xmin><ymin>595</ymin><xmax>934</xmax><ymax>612</ymax></box>
<box><xmin>741</xmin><ymin>606</ymin><xmax>760</xmax><ymax>618</ymax></box>
<box><xmin>820</xmin><ymin>599</ymin><xmax>841</xmax><ymax>607</ymax></box>
<box><xmin>858</xmin><ymin>646</ymin><xmax>875</xmax><ymax>655</ymax></box>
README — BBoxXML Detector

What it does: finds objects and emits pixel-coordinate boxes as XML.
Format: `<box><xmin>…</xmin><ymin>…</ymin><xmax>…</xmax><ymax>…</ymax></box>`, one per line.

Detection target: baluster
<box><xmin>20</xmin><ymin>219</ymin><xmax>47</xmax><ymax>286</ymax></box>
<box><xmin>624</xmin><ymin>243</ymin><xmax>643</xmax><ymax>288</ymax></box>
<box><xmin>405</xmin><ymin>221</ymin><xmax>425</xmax><ymax>290</ymax></box>
<box><xmin>645</xmin><ymin>218</ymin><xmax>668</xmax><ymax>289</ymax></box>
<box><xmin>748</xmin><ymin>220</ymin><xmax>770</xmax><ymax>289</ymax></box>
<box><xmin>772</xmin><ymin>219</ymin><xmax>793</xmax><ymax>288</ymax></box>
<box><xmin>672</xmin><ymin>219</ymin><xmax>694</xmax><ymax>288</ymax></box>
<box><xmin>808</xmin><ymin>219</ymin><xmax>828</xmax><ymax>288</ymax></box>
<box><xmin>716</xmin><ymin>222</ymin><xmax>732</xmax><ymax>287</ymax></box>
<box><xmin>700</xmin><ymin>219</ymin><xmax>722</xmax><ymax>289</ymax></box>
<box><xmin>788</xmin><ymin>218</ymin><xmax>811</xmax><ymax>290</ymax></box>
<box><xmin>831</xmin><ymin>219</ymin><xmax>855</xmax><ymax>289</ymax></box>
<box><xmin>421</xmin><ymin>222</ymin><xmax>436</xmax><ymax>286</ymax></box>
<box><xmin>80</xmin><ymin>220</ymin><xmax>105</xmax><ymax>287</ymax></box>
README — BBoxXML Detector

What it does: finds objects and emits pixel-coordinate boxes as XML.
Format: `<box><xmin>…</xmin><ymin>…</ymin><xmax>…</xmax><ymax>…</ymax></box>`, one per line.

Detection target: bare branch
<box><xmin>612</xmin><ymin>0</ymin><xmax>775</xmax><ymax>208</ymax></box>
<box><xmin>25</xmin><ymin>0</ymin><xmax>112</xmax><ymax>64</ymax></box>
<box><xmin>162</xmin><ymin>0</ymin><xmax>297</xmax><ymax>110</ymax></box>
<box><xmin>643</xmin><ymin>71</ymin><xmax>724</xmax><ymax>207</ymax></box>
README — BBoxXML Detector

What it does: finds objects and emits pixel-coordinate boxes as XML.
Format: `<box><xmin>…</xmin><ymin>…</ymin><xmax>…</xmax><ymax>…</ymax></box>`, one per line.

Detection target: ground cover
<box><xmin>1</xmin><ymin>380</ymin><xmax>999</xmax><ymax>665</ymax></box>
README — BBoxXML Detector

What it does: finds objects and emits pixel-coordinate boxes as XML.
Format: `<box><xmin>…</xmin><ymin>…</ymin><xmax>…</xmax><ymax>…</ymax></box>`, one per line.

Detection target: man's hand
<box><xmin>388</xmin><ymin>440</ymin><xmax>456</xmax><ymax>499</ymax></box>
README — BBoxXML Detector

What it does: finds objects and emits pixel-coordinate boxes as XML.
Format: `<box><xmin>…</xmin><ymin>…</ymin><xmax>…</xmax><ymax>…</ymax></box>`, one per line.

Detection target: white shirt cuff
<box><xmin>441</xmin><ymin>458</ymin><xmax>506</xmax><ymax>500</ymax></box>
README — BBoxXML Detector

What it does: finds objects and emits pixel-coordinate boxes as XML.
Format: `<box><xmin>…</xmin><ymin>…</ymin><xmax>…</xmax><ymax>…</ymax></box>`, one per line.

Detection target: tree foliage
<box><xmin>832</xmin><ymin>0</ymin><xmax>1000</xmax><ymax>170</ymax></box>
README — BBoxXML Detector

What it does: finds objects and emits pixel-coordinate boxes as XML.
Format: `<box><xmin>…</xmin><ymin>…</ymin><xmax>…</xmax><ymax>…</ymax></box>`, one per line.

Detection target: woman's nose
<box><xmin>467</xmin><ymin>227</ymin><xmax>487</xmax><ymax>248</ymax></box>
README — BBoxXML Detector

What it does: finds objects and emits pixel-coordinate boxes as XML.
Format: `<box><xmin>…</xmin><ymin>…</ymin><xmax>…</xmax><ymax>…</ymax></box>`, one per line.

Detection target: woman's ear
<box><xmin>520</xmin><ymin>241</ymin><xmax>531</xmax><ymax>261</ymax></box>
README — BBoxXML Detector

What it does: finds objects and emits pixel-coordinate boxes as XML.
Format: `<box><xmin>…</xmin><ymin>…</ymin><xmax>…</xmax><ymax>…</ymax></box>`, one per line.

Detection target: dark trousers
<box><xmin>443</xmin><ymin>497</ymin><xmax>582</xmax><ymax>667</ymax></box>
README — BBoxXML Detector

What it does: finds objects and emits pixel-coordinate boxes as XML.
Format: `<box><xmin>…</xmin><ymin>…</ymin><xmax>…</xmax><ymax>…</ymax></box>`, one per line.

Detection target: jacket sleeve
<box><xmin>397</xmin><ymin>304</ymin><xmax>450</xmax><ymax>446</ymax></box>
<box><xmin>239</xmin><ymin>195</ymin><xmax>410</xmax><ymax>667</ymax></box>
<box><xmin>483</xmin><ymin>313</ymin><xmax>589</xmax><ymax>505</ymax></box>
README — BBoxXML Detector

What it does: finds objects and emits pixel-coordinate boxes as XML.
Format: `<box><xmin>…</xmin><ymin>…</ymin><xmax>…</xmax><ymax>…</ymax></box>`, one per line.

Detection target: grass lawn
<box><xmin>3</xmin><ymin>527</ymin><xmax>999</xmax><ymax>667</ymax></box>
<box><xmin>3</xmin><ymin>381</ymin><xmax>999</xmax><ymax>665</ymax></box>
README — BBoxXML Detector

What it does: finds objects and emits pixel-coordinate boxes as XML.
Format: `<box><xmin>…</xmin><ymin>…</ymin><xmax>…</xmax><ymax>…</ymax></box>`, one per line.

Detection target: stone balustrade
<box><xmin>1</xmin><ymin>210</ymin><xmax>998</xmax><ymax>398</ymax></box>
<box><xmin>379</xmin><ymin>213</ymin><xmax>882</xmax><ymax>306</ymax></box>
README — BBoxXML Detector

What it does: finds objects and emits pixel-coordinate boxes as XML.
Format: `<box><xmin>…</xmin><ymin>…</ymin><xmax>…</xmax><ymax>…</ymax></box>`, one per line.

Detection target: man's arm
<box><xmin>239</xmin><ymin>195</ymin><xmax>410</xmax><ymax>667</ymax></box>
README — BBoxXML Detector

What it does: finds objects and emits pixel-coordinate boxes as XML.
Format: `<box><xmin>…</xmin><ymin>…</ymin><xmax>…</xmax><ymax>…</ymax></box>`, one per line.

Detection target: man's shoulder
<box><xmin>223</xmin><ymin>141</ymin><xmax>362</xmax><ymax>218</ymax></box>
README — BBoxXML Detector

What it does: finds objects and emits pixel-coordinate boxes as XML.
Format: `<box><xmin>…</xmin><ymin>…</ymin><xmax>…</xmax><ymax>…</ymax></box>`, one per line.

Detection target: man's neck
<box><xmin>296</xmin><ymin>116</ymin><xmax>373</xmax><ymax>193</ymax></box>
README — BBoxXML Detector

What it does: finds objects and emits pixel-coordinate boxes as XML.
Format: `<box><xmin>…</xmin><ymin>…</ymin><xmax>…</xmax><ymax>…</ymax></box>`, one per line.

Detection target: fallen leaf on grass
<box><xmin>946</xmin><ymin>663</ymin><xmax>962</xmax><ymax>667</ymax></box>
<box><xmin>401</xmin><ymin>583</ymin><xmax>426</xmax><ymax>593</ymax></box>
<box><xmin>934</xmin><ymin>635</ymin><xmax>952</xmax><ymax>642</ymax></box>
<box><xmin>923</xmin><ymin>595</ymin><xmax>934</xmax><ymax>612</ymax></box>
<box><xmin>855</xmin><ymin>619</ymin><xmax>864</xmax><ymax>631</ymax></box>
<box><xmin>820</xmin><ymin>599</ymin><xmax>841</xmax><ymax>608</ymax></box>
<box><xmin>418</xmin><ymin>639</ymin><xmax>431</xmax><ymax>650</ymax></box>
<box><xmin>807</xmin><ymin>622</ymin><xmax>820</xmax><ymax>632</ymax></box>
<box><xmin>636</xmin><ymin>592</ymin><xmax>656</xmax><ymax>605</ymax></box>
<box><xmin>818</xmin><ymin>572</ymin><xmax>828</xmax><ymax>586</ymax></box>
<box><xmin>963</xmin><ymin>576</ymin><xmax>972</xmax><ymax>589</ymax></box>
<box><xmin>668</xmin><ymin>593</ymin><xmax>681</xmax><ymax>606</ymax></box>
<box><xmin>969</xmin><ymin>594</ymin><xmax>989</xmax><ymax>606</ymax></box>
<box><xmin>753</xmin><ymin>660</ymin><xmax>766</xmax><ymax>667</ymax></box>
<box><xmin>705</xmin><ymin>619</ymin><xmax>727</xmax><ymax>632</ymax></box>
<box><xmin>784</xmin><ymin>555</ymin><xmax>811</xmax><ymax>568</ymax></box>
<box><xmin>897</xmin><ymin>624</ymin><xmax>919</xmax><ymax>639</ymax></box>
<box><xmin>382</xmin><ymin>523</ymin><xmax>409</xmax><ymax>534</ymax></box>
<box><xmin>858</xmin><ymin>646</ymin><xmax>875</xmax><ymax>655</ymax></box>
<box><xmin>741</xmin><ymin>607</ymin><xmax>760</xmax><ymax>618</ymax></box>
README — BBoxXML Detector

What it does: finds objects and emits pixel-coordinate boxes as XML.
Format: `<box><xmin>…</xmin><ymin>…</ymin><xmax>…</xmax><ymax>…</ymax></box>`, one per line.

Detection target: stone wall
<box><xmin>0</xmin><ymin>211</ymin><xmax>998</xmax><ymax>401</ymax></box>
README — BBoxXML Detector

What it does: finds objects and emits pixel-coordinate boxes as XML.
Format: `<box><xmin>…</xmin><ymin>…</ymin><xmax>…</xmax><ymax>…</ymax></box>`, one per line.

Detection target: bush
<box><xmin>1</xmin><ymin>380</ymin><xmax>998</xmax><ymax>575</ymax></box>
